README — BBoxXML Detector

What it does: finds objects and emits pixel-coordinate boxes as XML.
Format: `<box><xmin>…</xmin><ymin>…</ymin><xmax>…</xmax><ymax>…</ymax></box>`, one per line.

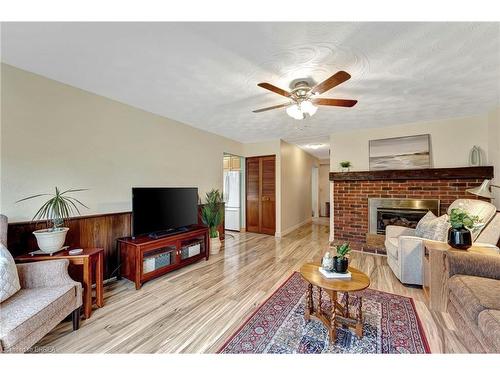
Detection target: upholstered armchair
<box><xmin>0</xmin><ymin>214</ymin><xmax>83</xmax><ymax>353</ymax></box>
<box><xmin>385</xmin><ymin>199</ymin><xmax>500</xmax><ymax>285</ymax></box>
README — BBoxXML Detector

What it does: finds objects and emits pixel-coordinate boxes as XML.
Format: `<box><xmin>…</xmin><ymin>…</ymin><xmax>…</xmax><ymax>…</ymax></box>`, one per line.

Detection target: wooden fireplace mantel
<box><xmin>329</xmin><ymin>166</ymin><xmax>493</xmax><ymax>182</ymax></box>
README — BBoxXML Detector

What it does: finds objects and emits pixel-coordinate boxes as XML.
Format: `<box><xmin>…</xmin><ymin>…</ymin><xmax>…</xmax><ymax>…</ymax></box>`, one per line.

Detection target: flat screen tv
<box><xmin>132</xmin><ymin>187</ymin><xmax>198</xmax><ymax>237</ymax></box>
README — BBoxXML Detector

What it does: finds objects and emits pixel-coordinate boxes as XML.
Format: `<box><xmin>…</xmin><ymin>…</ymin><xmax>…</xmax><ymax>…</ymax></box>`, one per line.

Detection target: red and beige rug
<box><xmin>219</xmin><ymin>272</ymin><xmax>430</xmax><ymax>354</ymax></box>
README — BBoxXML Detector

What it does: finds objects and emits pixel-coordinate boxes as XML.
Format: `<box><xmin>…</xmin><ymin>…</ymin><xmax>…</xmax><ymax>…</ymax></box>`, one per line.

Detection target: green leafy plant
<box><xmin>16</xmin><ymin>187</ymin><xmax>88</xmax><ymax>231</ymax></box>
<box><xmin>336</xmin><ymin>242</ymin><xmax>351</xmax><ymax>260</ymax></box>
<box><xmin>340</xmin><ymin>161</ymin><xmax>352</xmax><ymax>168</ymax></box>
<box><xmin>449</xmin><ymin>208</ymin><xmax>480</xmax><ymax>230</ymax></box>
<box><xmin>201</xmin><ymin>189</ymin><xmax>224</xmax><ymax>238</ymax></box>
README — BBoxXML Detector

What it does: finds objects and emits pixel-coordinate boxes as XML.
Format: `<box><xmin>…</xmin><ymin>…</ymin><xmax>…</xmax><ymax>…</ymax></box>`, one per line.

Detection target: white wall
<box><xmin>330</xmin><ymin>115</ymin><xmax>489</xmax><ymax>171</ymax></box>
<box><xmin>488</xmin><ymin>107</ymin><xmax>500</xmax><ymax>208</ymax></box>
<box><xmin>280</xmin><ymin>140</ymin><xmax>319</xmax><ymax>236</ymax></box>
<box><xmin>1</xmin><ymin>64</ymin><xmax>243</xmax><ymax>222</ymax></box>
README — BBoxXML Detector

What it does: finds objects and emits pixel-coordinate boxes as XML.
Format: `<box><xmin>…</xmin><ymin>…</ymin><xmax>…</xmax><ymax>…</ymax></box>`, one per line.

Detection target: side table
<box><xmin>16</xmin><ymin>247</ymin><xmax>104</xmax><ymax>319</ymax></box>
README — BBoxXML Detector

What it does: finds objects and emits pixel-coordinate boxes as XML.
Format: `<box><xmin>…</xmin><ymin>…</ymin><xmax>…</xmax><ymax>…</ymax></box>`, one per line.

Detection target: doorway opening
<box><xmin>223</xmin><ymin>153</ymin><xmax>244</xmax><ymax>232</ymax></box>
<box><xmin>311</xmin><ymin>166</ymin><xmax>319</xmax><ymax>218</ymax></box>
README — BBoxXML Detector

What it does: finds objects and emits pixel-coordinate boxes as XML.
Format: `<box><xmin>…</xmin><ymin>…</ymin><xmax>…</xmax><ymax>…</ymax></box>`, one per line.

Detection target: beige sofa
<box><xmin>0</xmin><ymin>215</ymin><xmax>83</xmax><ymax>353</ymax></box>
<box><xmin>385</xmin><ymin>199</ymin><xmax>500</xmax><ymax>285</ymax></box>
<box><xmin>446</xmin><ymin>251</ymin><xmax>500</xmax><ymax>353</ymax></box>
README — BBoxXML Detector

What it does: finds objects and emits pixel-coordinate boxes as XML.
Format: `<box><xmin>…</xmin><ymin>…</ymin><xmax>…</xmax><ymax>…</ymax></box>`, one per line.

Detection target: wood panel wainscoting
<box><xmin>7</xmin><ymin>212</ymin><xmax>131</xmax><ymax>280</ymax></box>
<box><xmin>246</xmin><ymin>155</ymin><xmax>276</xmax><ymax>235</ymax></box>
<box><xmin>7</xmin><ymin>205</ymin><xmax>218</xmax><ymax>281</ymax></box>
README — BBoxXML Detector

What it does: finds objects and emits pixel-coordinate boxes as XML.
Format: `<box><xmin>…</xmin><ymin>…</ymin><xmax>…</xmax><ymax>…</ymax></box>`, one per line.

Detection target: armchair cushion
<box><xmin>448</xmin><ymin>275</ymin><xmax>500</xmax><ymax>324</ymax></box>
<box><xmin>0</xmin><ymin>244</ymin><xmax>21</xmax><ymax>303</ymax></box>
<box><xmin>478</xmin><ymin>310</ymin><xmax>500</xmax><ymax>352</ymax></box>
<box><xmin>0</xmin><ymin>284</ymin><xmax>78</xmax><ymax>351</ymax></box>
<box><xmin>17</xmin><ymin>259</ymin><xmax>78</xmax><ymax>289</ymax></box>
<box><xmin>414</xmin><ymin>211</ymin><xmax>449</xmax><ymax>241</ymax></box>
<box><xmin>447</xmin><ymin>251</ymin><xmax>500</xmax><ymax>280</ymax></box>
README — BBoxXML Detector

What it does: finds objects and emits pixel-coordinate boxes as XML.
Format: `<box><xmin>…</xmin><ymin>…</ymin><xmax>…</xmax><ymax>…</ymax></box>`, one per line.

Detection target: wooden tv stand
<box><xmin>118</xmin><ymin>225</ymin><xmax>209</xmax><ymax>289</ymax></box>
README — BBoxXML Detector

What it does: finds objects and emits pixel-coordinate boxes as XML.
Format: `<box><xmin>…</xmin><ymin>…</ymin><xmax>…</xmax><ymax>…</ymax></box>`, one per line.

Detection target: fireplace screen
<box><xmin>376</xmin><ymin>208</ymin><xmax>428</xmax><ymax>235</ymax></box>
<box><xmin>368</xmin><ymin>198</ymin><xmax>440</xmax><ymax>235</ymax></box>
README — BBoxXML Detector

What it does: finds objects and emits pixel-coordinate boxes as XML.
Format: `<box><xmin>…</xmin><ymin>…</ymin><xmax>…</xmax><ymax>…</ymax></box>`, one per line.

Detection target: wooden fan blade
<box><xmin>312</xmin><ymin>98</ymin><xmax>358</xmax><ymax>107</ymax></box>
<box><xmin>252</xmin><ymin>103</ymin><xmax>290</xmax><ymax>113</ymax></box>
<box><xmin>257</xmin><ymin>83</ymin><xmax>291</xmax><ymax>98</ymax></box>
<box><xmin>311</xmin><ymin>71</ymin><xmax>351</xmax><ymax>95</ymax></box>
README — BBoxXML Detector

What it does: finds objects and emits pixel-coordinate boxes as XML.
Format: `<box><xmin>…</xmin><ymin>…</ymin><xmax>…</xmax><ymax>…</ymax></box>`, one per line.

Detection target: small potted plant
<box><xmin>448</xmin><ymin>208</ymin><xmax>480</xmax><ymax>250</ymax></box>
<box><xmin>16</xmin><ymin>187</ymin><xmax>88</xmax><ymax>253</ymax></box>
<box><xmin>201</xmin><ymin>189</ymin><xmax>224</xmax><ymax>255</ymax></box>
<box><xmin>334</xmin><ymin>242</ymin><xmax>351</xmax><ymax>273</ymax></box>
<box><xmin>340</xmin><ymin>161</ymin><xmax>352</xmax><ymax>172</ymax></box>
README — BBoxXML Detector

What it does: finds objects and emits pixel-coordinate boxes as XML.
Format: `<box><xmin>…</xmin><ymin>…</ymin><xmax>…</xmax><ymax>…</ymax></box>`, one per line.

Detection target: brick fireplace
<box><xmin>329</xmin><ymin>166</ymin><xmax>494</xmax><ymax>254</ymax></box>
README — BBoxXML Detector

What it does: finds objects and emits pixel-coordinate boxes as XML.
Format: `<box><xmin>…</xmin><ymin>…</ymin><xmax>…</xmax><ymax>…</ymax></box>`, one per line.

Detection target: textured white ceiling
<box><xmin>2</xmin><ymin>22</ymin><xmax>500</xmax><ymax>159</ymax></box>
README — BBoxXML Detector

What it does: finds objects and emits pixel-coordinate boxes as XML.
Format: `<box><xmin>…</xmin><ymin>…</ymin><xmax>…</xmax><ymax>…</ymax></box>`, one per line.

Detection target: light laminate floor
<box><xmin>38</xmin><ymin>218</ymin><xmax>467</xmax><ymax>353</ymax></box>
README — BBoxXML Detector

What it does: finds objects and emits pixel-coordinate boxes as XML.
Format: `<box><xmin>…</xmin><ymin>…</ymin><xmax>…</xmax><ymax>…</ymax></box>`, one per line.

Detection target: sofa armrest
<box><xmin>447</xmin><ymin>251</ymin><xmax>500</xmax><ymax>280</ymax></box>
<box><xmin>16</xmin><ymin>259</ymin><xmax>80</xmax><ymax>289</ymax></box>
<box><xmin>386</xmin><ymin>225</ymin><xmax>416</xmax><ymax>239</ymax></box>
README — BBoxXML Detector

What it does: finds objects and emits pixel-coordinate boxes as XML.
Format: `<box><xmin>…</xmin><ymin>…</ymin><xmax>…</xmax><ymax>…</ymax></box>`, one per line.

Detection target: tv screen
<box><xmin>132</xmin><ymin>187</ymin><xmax>198</xmax><ymax>237</ymax></box>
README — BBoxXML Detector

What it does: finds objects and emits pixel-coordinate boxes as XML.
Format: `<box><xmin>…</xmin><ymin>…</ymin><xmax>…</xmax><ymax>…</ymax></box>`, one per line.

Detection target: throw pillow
<box><xmin>0</xmin><ymin>243</ymin><xmax>21</xmax><ymax>303</ymax></box>
<box><xmin>415</xmin><ymin>211</ymin><xmax>450</xmax><ymax>241</ymax></box>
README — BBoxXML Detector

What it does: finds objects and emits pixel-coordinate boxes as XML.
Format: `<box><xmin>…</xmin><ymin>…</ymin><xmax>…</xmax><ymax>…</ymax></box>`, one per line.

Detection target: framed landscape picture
<box><xmin>369</xmin><ymin>134</ymin><xmax>431</xmax><ymax>171</ymax></box>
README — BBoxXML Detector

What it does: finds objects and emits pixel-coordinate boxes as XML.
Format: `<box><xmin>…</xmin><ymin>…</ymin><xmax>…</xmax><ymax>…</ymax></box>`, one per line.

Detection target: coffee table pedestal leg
<box><xmin>329</xmin><ymin>290</ymin><xmax>338</xmax><ymax>341</ymax></box>
<box><xmin>355</xmin><ymin>296</ymin><xmax>363</xmax><ymax>338</ymax></box>
<box><xmin>305</xmin><ymin>283</ymin><xmax>313</xmax><ymax>320</ymax></box>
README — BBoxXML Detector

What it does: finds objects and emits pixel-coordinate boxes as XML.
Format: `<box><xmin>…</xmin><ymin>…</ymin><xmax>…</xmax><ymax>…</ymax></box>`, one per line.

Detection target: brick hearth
<box><xmin>329</xmin><ymin>167</ymin><xmax>494</xmax><ymax>255</ymax></box>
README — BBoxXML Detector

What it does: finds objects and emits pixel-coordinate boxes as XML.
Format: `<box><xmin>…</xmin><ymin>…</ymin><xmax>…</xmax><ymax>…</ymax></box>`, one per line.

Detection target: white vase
<box><xmin>33</xmin><ymin>227</ymin><xmax>69</xmax><ymax>253</ymax></box>
<box><xmin>210</xmin><ymin>236</ymin><xmax>222</xmax><ymax>255</ymax></box>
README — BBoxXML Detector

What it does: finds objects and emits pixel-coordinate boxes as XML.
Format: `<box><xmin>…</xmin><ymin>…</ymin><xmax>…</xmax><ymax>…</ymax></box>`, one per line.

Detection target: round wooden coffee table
<box><xmin>299</xmin><ymin>262</ymin><xmax>370</xmax><ymax>342</ymax></box>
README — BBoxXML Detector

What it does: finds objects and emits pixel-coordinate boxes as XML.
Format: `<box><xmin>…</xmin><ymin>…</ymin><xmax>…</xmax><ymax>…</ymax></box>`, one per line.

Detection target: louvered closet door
<box><xmin>245</xmin><ymin>155</ymin><xmax>276</xmax><ymax>235</ymax></box>
<box><xmin>246</xmin><ymin>157</ymin><xmax>260</xmax><ymax>233</ymax></box>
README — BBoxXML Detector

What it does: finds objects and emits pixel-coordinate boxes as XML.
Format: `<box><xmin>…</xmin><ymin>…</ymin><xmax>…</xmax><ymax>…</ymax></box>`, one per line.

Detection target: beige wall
<box><xmin>279</xmin><ymin>140</ymin><xmax>319</xmax><ymax>235</ymax></box>
<box><xmin>488</xmin><ymin>106</ymin><xmax>500</xmax><ymax>208</ymax></box>
<box><xmin>329</xmin><ymin>115</ymin><xmax>489</xmax><ymax>171</ymax></box>
<box><xmin>1</xmin><ymin>64</ymin><xmax>244</xmax><ymax>222</ymax></box>
<box><xmin>319</xmin><ymin>161</ymin><xmax>330</xmax><ymax>217</ymax></box>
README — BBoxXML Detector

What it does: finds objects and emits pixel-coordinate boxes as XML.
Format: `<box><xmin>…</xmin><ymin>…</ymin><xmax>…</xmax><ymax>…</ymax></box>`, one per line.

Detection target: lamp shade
<box><xmin>466</xmin><ymin>179</ymin><xmax>493</xmax><ymax>199</ymax></box>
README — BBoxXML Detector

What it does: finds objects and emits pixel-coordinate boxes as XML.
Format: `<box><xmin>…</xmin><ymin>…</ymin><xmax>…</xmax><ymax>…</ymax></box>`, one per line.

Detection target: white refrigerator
<box><xmin>224</xmin><ymin>170</ymin><xmax>240</xmax><ymax>231</ymax></box>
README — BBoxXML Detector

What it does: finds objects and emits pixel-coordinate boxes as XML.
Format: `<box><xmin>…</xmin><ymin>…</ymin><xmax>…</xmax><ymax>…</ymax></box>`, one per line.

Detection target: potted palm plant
<box><xmin>201</xmin><ymin>189</ymin><xmax>224</xmax><ymax>255</ymax></box>
<box><xmin>334</xmin><ymin>242</ymin><xmax>351</xmax><ymax>273</ymax></box>
<box><xmin>448</xmin><ymin>208</ymin><xmax>480</xmax><ymax>250</ymax></box>
<box><xmin>16</xmin><ymin>187</ymin><xmax>88</xmax><ymax>253</ymax></box>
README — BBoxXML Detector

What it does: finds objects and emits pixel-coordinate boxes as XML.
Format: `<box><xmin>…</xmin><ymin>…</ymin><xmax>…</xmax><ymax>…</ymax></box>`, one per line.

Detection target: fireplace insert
<box><xmin>376</xmin><ymin>208</ymin><xmax>428</xmax><ymax>235</ymax></box>
<box><xmin>368</xmin><ymin>198</ymin><xmax>440</xmax><ymax>235</ymax></box>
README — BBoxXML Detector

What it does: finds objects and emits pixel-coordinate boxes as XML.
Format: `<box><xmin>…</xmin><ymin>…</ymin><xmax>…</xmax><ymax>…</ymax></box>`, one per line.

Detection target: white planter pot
<box><xmin>33</xmin><ymin>227</ymin><xmax>69</xmax><ymax>253</ymax></box>
<box><xmin>210</xmin><ymin>236</ymin><xmax>222</xmax><ymax>255</ymax></box>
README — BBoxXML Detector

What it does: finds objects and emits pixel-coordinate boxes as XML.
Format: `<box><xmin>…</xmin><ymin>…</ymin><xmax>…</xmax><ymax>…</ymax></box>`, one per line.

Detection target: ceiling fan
<box><xmin>253</xmin><ymin>71</ymin><xmax>357</xmax><ymax>120</ymax></box>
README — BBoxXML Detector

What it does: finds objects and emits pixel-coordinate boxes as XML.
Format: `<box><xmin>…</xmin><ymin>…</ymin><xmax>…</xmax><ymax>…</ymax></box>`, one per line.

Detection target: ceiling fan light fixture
<box><xmin>286</xmin><ymin>104</ymin><xmax>305</xmax><ymax>120</ymax></box>
<box><xmin>301</xmin><ymin>100</ymin><xmax>317</xmax><ymax>116</ymax></box>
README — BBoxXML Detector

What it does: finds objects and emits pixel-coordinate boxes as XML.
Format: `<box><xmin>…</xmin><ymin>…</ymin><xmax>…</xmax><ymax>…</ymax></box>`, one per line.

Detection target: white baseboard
<box><xmin>275</xmin><ymin>217</ymin><xmax>313</xmax><ymax>238</ymax></box>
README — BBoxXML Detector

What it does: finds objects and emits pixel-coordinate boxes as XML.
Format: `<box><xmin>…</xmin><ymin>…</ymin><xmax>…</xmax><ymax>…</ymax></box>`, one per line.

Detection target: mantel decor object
<box><xmin>468</xmin><ymin>146</ymin><xmax>483</xmax><ymax>167</ymax></box>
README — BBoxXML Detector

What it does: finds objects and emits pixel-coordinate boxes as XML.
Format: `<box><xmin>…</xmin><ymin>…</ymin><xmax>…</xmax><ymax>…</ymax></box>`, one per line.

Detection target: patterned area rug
<box><xmin>219</xmin><ymin>272</ymin><xmax>430</xmax><ymax>354</ymax></box>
